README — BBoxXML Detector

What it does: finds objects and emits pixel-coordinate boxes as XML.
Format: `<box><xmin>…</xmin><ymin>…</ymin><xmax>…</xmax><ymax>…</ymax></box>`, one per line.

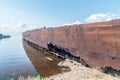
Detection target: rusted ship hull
<box><xmin>22</xmin><ymin>20</ymin><xmax>120</xmax><ymax>70</ymax></box>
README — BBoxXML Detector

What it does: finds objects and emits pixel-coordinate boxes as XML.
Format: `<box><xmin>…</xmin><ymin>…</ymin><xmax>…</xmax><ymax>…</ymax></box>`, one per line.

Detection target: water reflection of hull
<box><xmin>23</xmin><ymin>40</ymin><xmax>68</xmax><ymax>77</ymax></box>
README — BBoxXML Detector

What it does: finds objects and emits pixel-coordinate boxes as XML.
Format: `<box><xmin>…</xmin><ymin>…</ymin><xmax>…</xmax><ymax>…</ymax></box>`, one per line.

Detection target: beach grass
<box><xmin>18</xmin><ymin>75</ymin><xmax>49</xmax><ymax>80</ymax></box>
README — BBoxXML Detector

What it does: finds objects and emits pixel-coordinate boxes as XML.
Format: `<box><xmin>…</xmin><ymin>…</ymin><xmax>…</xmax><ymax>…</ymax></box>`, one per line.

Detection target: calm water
<box><xmin>0</xmin><ymin>35</ymin><xmax>38</xmax><ymax>80</ymax></box>
<box><xmin>0</xmin><ymin>34</ymin><xmax>68</xmax><ymax>80</ymax></box>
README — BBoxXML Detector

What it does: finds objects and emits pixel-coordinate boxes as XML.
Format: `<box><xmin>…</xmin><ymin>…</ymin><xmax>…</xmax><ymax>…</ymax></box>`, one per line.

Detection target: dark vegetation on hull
<box><xmin>0</xmin><ymin>33</ymin><xmax>11</xmax><ymax>39</ymax></box>
<box><xmin>47</xmin><ymin>43</ymin><xmax>80</xmax><ymax>62</ymax></box>
<box><xmin>102</xmin><ymin>67</ymin><xmax>120</xmax><ymax>76</ymax></box>
<box><xmin>47</xmin><ymin>43</ymin><xmax>90</xmax><ymax>67</ymax></box>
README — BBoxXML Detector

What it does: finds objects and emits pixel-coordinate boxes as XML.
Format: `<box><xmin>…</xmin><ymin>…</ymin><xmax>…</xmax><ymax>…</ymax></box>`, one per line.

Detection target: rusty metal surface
<box><xmin>22</xmin><ymin>19</ymin><xmax>120</xmax><ymax>70</ymax></box>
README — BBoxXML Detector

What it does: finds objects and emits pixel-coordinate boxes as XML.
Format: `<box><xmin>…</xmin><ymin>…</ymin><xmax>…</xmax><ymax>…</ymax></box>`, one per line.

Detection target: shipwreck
<box><xmin>23</xmin><ymin>19</ymin><xmax>120</xmax><ymax>70</ymax></box>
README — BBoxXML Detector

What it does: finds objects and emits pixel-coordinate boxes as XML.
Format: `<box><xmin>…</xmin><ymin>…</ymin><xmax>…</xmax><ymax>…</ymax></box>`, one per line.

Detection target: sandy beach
<box><xmin>49</xmin><ymin>59</ymin><xmax>120</xmax><ymax>80</ymax></box>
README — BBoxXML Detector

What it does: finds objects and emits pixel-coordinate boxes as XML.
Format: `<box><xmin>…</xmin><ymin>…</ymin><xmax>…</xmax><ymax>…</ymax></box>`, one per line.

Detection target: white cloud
<box><xmin>63</xmin><ymin>20</ymin><xmax>81</xmax><ymax>26</ymax></box>
<box><xmin>85</xmin><ymin>13</ymin><xmax>118</xmax><ymax>23</ymax></box>
<box><xmin>0</xmin><ymin>22</ymin><xmax>38</xmax><ymax>34</ymax></box>
<box><xmin>72</xmin><ymin>21</ymin><xmax>81</xmax><ymax>25</ymax></box>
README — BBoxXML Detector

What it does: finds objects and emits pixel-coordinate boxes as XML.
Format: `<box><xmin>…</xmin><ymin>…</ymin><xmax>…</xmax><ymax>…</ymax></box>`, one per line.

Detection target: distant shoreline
<box><xmin>0</xmin><ymin>33</ymin><xmax>11</xmax><ymax>39</ymax></box>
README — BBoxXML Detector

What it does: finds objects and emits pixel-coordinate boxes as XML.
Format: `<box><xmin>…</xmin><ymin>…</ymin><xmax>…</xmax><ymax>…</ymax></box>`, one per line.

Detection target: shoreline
<box><xmin>49</xmin><ymin>59</ymin><xmax>120</xmax><ymax>80</ymax></box>
<box><xmin>17</xmin><ymin>57</ymin><xmax>120</xmax><ymax>80</ymax></box>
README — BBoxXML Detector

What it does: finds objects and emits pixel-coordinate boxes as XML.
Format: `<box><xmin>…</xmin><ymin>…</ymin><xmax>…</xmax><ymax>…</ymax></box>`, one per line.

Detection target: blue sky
<box><xmin>0</xmin><ymin>0</ymin><xmax>120</xmax><ymax>33</ymax></box>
